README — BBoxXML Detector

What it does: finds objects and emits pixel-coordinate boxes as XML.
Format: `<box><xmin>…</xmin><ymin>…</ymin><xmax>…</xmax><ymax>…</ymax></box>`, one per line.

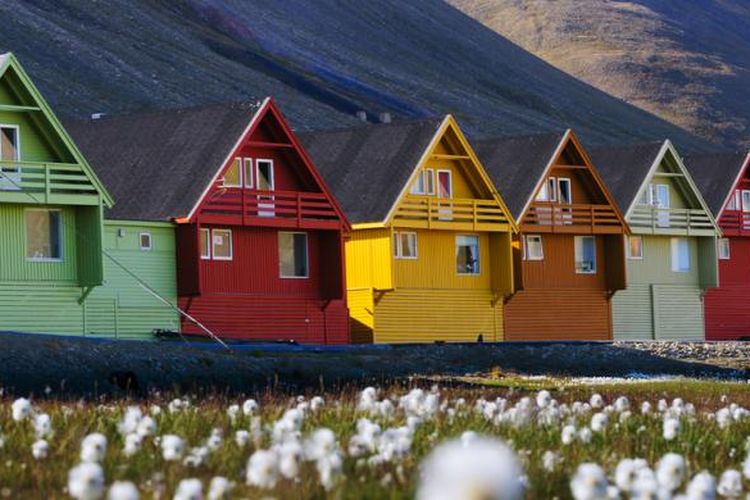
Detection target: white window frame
<box><xmin>718</xmin><ymin>238</ymin><xmax>730</xmax><ymax>260</ymax></box>
<box><xmin>256</xmin><ymin>159</ymin><xmax>275</xmax><ymax>191</ymax></box>
<box><xmin>727</xmin><ymin>190</ymin><xmax>740</xmax><ymax>210</ymax></box>
<box><xmin>393</xmin><ymin>231</ymin><xmax>418</xmax><ymax>259</ymax></box>
<box><xmin>211</xmin><ymin>229</ymin><xmax>233</xmax><ymax>261</ymax></box>
<box><xmin>199</xmin><ymin>228</ymin><xmax>211</xmax><ymax>260</ymax></box>
<box><xmin>223</xmin><ymin>157</ymin><xmax>243</xmax><ymax>188</ymax></box>
<box><xmin>523</xmin><ymin>235</ymin><xmax>544</xmax><ymax>261</ymax></box>
<box><xmin>139</xmin><ymin>232</ymin><xmax>152</xmax><ymax>251</ymax></box>
<box><xmin>558</xmin><ymin>178</ymin><xmax>572</xmax><ymax>204</ymax></box>
<box><xmin>742</xmin><ymin>190</ymin><xmax>750</xmax><ymax>213</ymax></box>
<box><xmin>410</xmin><ymin>170</ymin><xmax>426</xmax><ymax>195</ymax></box>
<box><xmin>627</xmin><ymin>236</ymin><xmax>644</xmax><ymax>260</ymax></box>
<box><xmin>547</xmin><ymin>177</ymin><xmax>558</xmax><ymax>202</ymax></box>
<box><xmin>536</xmin><ymin>179</ymin><xmax>550</xmax><ymax>201</ymax></box>
<box><xmin>25</xmin><ymin>208</ymin><xmax>63</xmax><ymax>262</ymax></box>
<box><xmin>0</xmin><ymin>124</ymin><xmax>21</xmax><ymax>190</ymax></box>
<box><xmin>424</xmin><ymin>168</ymin><xmax>435</xmax><ymax>195</ymax></box>
<box><xmin>574</xmin><ymin>235</ymin><xmax>597</xmax><ymax>274</ymax></box>
<box><xmin>456</xmin><ymin>234</ymin><xmax>480</xmax><ymax>276</ymax></box>
<box><xmin>243</xmin><ymin>158</ymin><xmax>254</xmax><ymax>188</ymax></box>
<box><xmin>279</xmin><ymin>231</ymin><xmax>309</xmax><ymax>279</ymax></box>
<box><xmin>670</xmin><ymin>237</ymin><xmax>690</xmax><ymax>273</ymax></box>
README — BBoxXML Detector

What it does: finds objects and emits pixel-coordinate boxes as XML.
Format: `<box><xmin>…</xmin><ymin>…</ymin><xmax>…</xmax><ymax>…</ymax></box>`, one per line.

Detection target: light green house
<box><xmin>0</xmin><ymin>52</ymin><xmax>178</xmax><ymax>338</ymax></box>
<box><xmin>592</xmin><ymin>140</ymin><xmax>720</xmax><ymax>340</ymax></box>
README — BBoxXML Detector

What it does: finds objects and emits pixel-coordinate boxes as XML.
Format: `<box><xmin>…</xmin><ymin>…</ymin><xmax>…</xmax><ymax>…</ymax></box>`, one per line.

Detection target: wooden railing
<box><xmin>200</xmin><ymin>188</ymin><xmax>341</xmax><ymax>228</ymax></box>
<box><xmin>393</xmin><ymin>196</ymin><xmax>511</xmax><ymax>231</ymax></box>
<box><xmin>630</xmin><ymin>206</ymin><xmax>714</xmax><ymax>234</ymax></box>
<box><xmin>522</xmin><ymin>203</ymin><xmax>622</xmax><ymax>233</ymax></box>
<box><xmin>0</xmin><ymin>160</ymin><xmax>99</xmax><ymax>204</ymax></box>
<box><xmin>719</xmin><ymin>210</ymin><xmax>750</xmax><ymax>235</ymax></box>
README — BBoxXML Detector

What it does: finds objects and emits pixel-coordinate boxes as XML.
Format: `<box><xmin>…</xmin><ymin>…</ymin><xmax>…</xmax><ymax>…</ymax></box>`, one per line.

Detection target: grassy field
<box><xmin>0</xmin><ymin>376</ymin><xmax>748</xmax><ymax>499</ymax></box>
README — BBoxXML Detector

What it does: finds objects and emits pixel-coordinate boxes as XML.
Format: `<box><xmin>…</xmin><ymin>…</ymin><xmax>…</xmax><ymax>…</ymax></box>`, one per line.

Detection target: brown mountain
<box><xmin>448</xmin><ymin>0</ymin><xmax>750</xmax><ymax>149</ymax></box>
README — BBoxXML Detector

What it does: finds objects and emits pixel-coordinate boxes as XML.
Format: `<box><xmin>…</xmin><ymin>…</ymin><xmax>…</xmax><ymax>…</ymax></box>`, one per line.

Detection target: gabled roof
<box><xmin>474</xmin><ymin>131</ymin><xmax>567</xmax><ymax>220</ymax></box>
<box><xmin>299</xmin><ymin>118</ymin><xmax>444</xmax><ymax>224</ymax></box>
<box><xmin>66</xmin><ymin>100</ymin><xmax>265</xmax><ymax>221</ymax></box>
<box><xmin>0</xmin><ymin>52</ymin><xmax>114</xmax><ymax>207</ymax></box>
<box><xmin>685</xmin><ymin>152</ymin><xmax>750</xmax><ymax>217</ymax></box>
<box><xmin>588</xmin><ymin>141</ymin><xmax>664</xmax><ymax>213</ymax></box>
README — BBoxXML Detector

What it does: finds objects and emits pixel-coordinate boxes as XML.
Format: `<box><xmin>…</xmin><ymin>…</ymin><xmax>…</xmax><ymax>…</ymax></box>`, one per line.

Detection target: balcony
<box><xmin>0</xmin><ymin>160</ymin><xmax>101</xmax><ymax>205</ymax></box>
<box><xmin>521</xmin><ymin>203</ymin><xmax>623</xmax><ymax>234</ymax></box>
<box><xmin>199</xmin><ymin>188</ymin><xmax>342</xmax><ymax>229</ymax></box>
<box><xmin>393</xmin><ymin>196</ymin><xmax>512</xmax><ymax>231</ymax></box>
<box><xmin>718</xmin><ymin>210</ymin><xmax>750</xmax><ymax>236</ymax></box>
<box><xmin>629</xmin><ymin>206</ymin><xmax>715</xmax><ymax>236</ymax></box>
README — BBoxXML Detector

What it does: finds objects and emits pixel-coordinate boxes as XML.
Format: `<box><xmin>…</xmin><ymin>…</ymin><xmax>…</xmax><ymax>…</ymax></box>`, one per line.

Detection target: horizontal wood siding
<box><xmin>348</xmin><ymin>288</ymin><xmax>375</xmax><ymax>344</ymax></box>
<box><xmin>705</xmin><ymin>237</ymin><xmax>750</xmax><ymax>340</ymax></box>
<box><xmin>627</xmin><ymin>236</ymin><xmax>700</xmax><ymax>286</ymax></box>
<box><xmin>0</xmin><ymin>283</ymin><xmax>84</xmax><ymax>334</ymax></box>
<box><xmin>611</xmin><ymin>284</ymin><xmax>655</xmax><ymax>340</ymax></box>
<box><xmin>373</xmin><ymin>289</ymin><xmax>502</xmax><ymax>343</ymax></box>
<box><xmin>653</xmin><ymin>285</ymin><xmax>704</xmax><ymax>340</ymax></box>
<box><xmin>345</xmin><ymin>229</ymin><xmax>393</xmax><ymax>290</ymax></box>
<box><xmin>521</xmin><ymin>233</ymin><xmax>607</xmax><ymax>289</ymax></box>
<box><xmin>504</xmin><ymin>289</ymin><xmax>611</xmax><ymax>340</ymax></box>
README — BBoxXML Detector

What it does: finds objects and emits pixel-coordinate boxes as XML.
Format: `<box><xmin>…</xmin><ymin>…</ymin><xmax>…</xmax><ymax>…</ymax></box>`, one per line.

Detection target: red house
<box><xmin>71</xmin><ymin>99</ymin><xmax>351</xmax><ymax>343</ymax></box>
<box><xmin>688</xmin><ymin>152</ymin><xmax>750</xmax><ymax>340</ymax></box>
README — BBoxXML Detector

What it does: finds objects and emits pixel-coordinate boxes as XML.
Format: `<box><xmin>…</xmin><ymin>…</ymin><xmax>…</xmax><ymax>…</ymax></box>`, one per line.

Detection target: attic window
<box><xmin>410</xmin><ymin>169</ymin><xmax>435</xmax><ymax>195</ymax></box>
<box><xmin>0</xmin><ymin>125</ymin><xmax>20</xmax><ymax>190</ymax></box>
<box><xmin>223</xmin><ymin>158</ymin><xmax>242</xmax><ymax>187</ymax></box>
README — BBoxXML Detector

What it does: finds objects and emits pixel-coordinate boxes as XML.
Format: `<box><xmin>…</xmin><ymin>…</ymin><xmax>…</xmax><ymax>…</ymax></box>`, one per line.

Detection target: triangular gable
<box><xmin>0</xmin><ymin>53</ymin><xmax>113</xmax><ymax>207</ymax></box>
<box><xmin>184</xmin><ymin>98</ymin><xmax>350</xmax><ymax>229</ymax></box>
<box><xmin>627</xmin><ymin>140</ymin><xmax>721</xmax><ymax>233</ymax></box>
<box><xmin>383</xmin><ymin>115</ymin><xmax>517</xmax><ymax>231</ymax></box>
<box><xmin>715</xmin><ymin>153</ymin><xmax>750</xmax><ymax>218</ymax></box>
<box><xmin>518</xmin><ymin>129</ymin><xmax>628</xmax><ymax>229</ymax></box>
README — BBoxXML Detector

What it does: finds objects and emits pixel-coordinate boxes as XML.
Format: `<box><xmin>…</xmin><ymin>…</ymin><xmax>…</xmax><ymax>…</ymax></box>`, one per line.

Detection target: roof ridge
<box><xmin>68</xmin><ymin>98</ymin><xmax>265</xmax><ymax>124</ymax></box>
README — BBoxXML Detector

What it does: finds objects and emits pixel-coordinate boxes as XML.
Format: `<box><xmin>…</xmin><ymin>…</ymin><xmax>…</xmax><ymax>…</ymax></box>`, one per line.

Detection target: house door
<box><xmin>654</xmin><ymin>184</ymin><xmax>670</xmax><ymax>227</ymax></box>
<box><xmin>742</xmin><ymin>190</ymin><xmax>750</xmax><ymax>229</ymax></box>
<box><xmin>256</xmin><ymin>160</ymin><xmax>275</xmax><ymax>217</ymax></box>
<box><xmin>437</xmin><ymin>169</ymin><xmax>453</xmax><ymax>220</ymax></box>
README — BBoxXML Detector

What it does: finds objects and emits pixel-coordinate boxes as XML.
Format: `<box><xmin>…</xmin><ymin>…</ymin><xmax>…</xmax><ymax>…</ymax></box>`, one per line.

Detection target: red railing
<box><xmin>199</xmin><ymin>188</ymin><xmax>340</xmax><ymax>227</ymax></box>
<box><xmin>719</xmin><ymin>210</ymin><xmax>750</xmax><ymax>235</ymax></box>
<box><xmin>522</xmin><ymin>203</ymin><xmax>622</xmax><ymax>233</ymax></box>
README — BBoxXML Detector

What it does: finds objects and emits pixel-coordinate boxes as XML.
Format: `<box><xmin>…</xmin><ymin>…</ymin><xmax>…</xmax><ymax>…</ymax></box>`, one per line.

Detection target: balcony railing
<box><xmin>522</xmin><ymin>203</ymin><xmax>622</xmax><ymax>233</ymax></box>
<box><xmin>718</xmin><ymin>210</ymin><xmax>750</xmax><ymax>236</ymax></box>
<box><xmin>0</xmin><ymin>160</ymin><xmax>100</xmax><ymax>204</ymax></box>
<box><xmin>629</xmin><ymin>206</ymin><xmax>715</xmax><ymax>235</ymax></box>
<box><xmin>393</xmin><ymin>196</ymin><xmax>511</xmax><ymax>231</ymax></box>
<box><xmin>199</xmin><ymin>188</ymin><xmax>341</xmax><ymax>228</ymax></box>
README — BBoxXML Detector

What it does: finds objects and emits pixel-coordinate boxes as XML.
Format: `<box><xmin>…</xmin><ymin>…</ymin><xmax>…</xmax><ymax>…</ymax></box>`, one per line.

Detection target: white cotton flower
<box><xmin>685</xmin><ymin>471</ymin><xmax>716</xmax><ymax>500</ymax></box>
<box><xmin>663</xmin><ymin>417</ymin><xmax>681</xmax><ymax>441</ymax></box>
<box><xmin>416</xmin><ymin>436</ymin><xmax>524</xmax><ymax>500</ymax></box>
<box><xmin>570</xmin><ymin>463</ymin><xmax>609</xmax><ymax>500</ymax></box>
<box><xmin>161</xmin><ymin>434</ymin><xmax>185</xmax><ymax>461</ymax></box>
<box><xmin>310</xmin><ymin>396</ymin><xmax>325</xmax><ymax>412</ymax></box>
<box><xmin>716</xmin><ymin>408</ymin><xmax>732</xmax><ymax>429</ymax></box>
<box><xmin>615</xmin><ymin>458</ymin><xmax>648</xmax><ymax>492</ymax></box>
<box><xmin>150</xmin><ymin>404</ymin><xmax>162</xmax><ymax>416</ymax></box>
<box><xmin>716</xmin><ymin>469</ymin><xmax>742</xmax><ymax>498</ymax></box>
<box><xmin>561</xmin><ymin>425</ymin><xmax>577</xmax><ymax>445</ymax></box>
<box><xmin>460</xmin><ymin>431</ymin><xmax>479</xmax><ymax>447</ymax></box>
<box><xmin>207</xmin><ymin>476</ymin><xmax>233</xmax><ymax>500</ymax></box>
<box><xmin>173</xmin><ymin>478</ymin><xmax>203</xmax><ymax>500</ymax></box>
<box><xmin>168</xmin><ymin>398</ymin><xmax>188</xmax><ymax>414</ymax></box>
<box><xmin>242</xmin><ymin>399</ymin><xmax>259</xmax><ymax>416</ymax></box>
<box><xmin>272</xmin><ymin>409</ymin><xmax>304</xmax><ymax>443</ymax></box>
<box><xmin>641</xmin><ymin>401</ymin><xmax>652</xmax><ymax>415</ymax></box>
<box><xmin>536</xmin><ymin>390</ymin><xmax>552</xmax><ymax>409</ymax></box>
<box><xmin>590</xmin><ymin>394</ymin><xmax>604</xmax><ymax>409</ymax></box>
<box><xmin>183</xmin><ymin>446</ymin><xmax>210</xmax><ymax>468</ymax></box>
<box><xmin>316</xmin><ymin>450</ymin><xmax>343</xmax><ymax>491</ymax></box>
<box><xmin>235</xmin><ymin>430</ymin><xmax>250</xmax><ymax>447</ymax></box>
<box><xmin>591</xmin><ymin>413</ymin><xmax>609</xmax><ymax>433</ymax></box>
<box><xmin>32</xmin><ymin>439</ymin><xmax>49</xmax><ymax>460</ymax></box>
<box><xmin>614</xmin><ymin>396</ymin><xmax>630</xmax><ymax>413</ymax></box>
<box><xmin>743</xmin><ymin>454</ymin><xmax>750</xmax><ymax>480</ymax></box>
<box><xmin>375</xmin><ymin>426</ymin><xmax>413</xmax><ymax>462</ymax></box>
<box><xmin>226</xmin><ymin>404</ymin><xmax>240</xmax><ymax>423</ymax></box>
<box><xmin>34</xmin><ymin>413</ymin><xmax>52</xmax><ymax>438</ymax></box>
<box><xmin>136</xmin><ymin>416</ymin><xmax>156</xmax><ymax>438</ymax></box>
<box><xmin>206</xmin><ymin>429</ymin><xmax>222</xmax><ymax>451</ymax></box>
<box><xmin>118</xmin><ymin>407</ymin><xmax>142</xmax><ymax>436</ymax></box>
<box><xmin>656</xmin><ymin>453</ymin><xmax>686</xmax><ymax>492</ymax></box>
<box><xmin>277</xmin><ymin>439</ymin><xmax>303</xmax><ymax>479</ymax></box>
<box><xmin>12</xmin><ymin>398</ymin><xmax>32</xmax><ymax>422</ymax></box>
<box><xmin>358</xmin><ymin>387</ymin><xmax>379</xmax><ymax>412</ymax></box>
<box><xmin>123</xmin><ymin>434</ymin><xmax>142</xmax><ymax>457</ymax></box>
<box><xmin>68</xmin><ymin>462</ymin><xmax>105</xmax><ymax>500</ymax></box>
<box><xmin>246</xmin><ymin>449</ymin><xmax>280</xmax><ymax>489</ymax></box>
<box><xmin>630</xmin><ymin>467</ymin><xmax>660</xmax><ymax>499</ymax></box>
<box><xmin>107</xmin><ymin>481</ymin><xmax>139</xmax><ymax>500</ymax></box>
<box><xmin>578</xmin><ymin>427</ymin><xmax>593</xmax><ymax>444</ymax></box>
<box><xmin>542</xmin><ymin>450</ymin><xmax>560</xmax><ymax>472</ymax></box>
<box><xmin>305</xmin><ymin>428</ymin><xmax>338</xmax><ymax>462</ymax></box>
<box><xmin>81</xmin><ymin>433</ymin><xmax>108</xmax><ymax>463</ymax></box>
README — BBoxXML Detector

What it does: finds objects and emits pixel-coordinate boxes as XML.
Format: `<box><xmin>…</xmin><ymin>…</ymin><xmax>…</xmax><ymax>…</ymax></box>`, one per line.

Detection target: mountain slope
<box><xmin>0</xmin><ymin>0</ymin><xmax>717</xmax><ymax>151</ymax></box>
<box><xmin>448</xmin><ymin>0</ymin><xmax>750</xmax><ymax>149</ymax></box>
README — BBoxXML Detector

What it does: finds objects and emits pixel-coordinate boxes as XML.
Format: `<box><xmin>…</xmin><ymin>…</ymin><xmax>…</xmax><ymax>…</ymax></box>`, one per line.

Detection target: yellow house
<box><xmin>301</xmin><ymin>116</ymin><xmax>517</xmax><ymax>343</ymax></box>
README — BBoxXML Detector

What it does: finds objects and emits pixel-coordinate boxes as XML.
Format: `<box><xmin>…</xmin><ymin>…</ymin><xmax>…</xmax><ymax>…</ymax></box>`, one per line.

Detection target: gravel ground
<box><xmin>615</xmin><ymin>341</ymin><xmax>750</xmax><ymax>370</ymax></box>
<box><xmin>0</xmin><ymin>332</ymin><xmax>746</xmax><ymax>398</ymax></box>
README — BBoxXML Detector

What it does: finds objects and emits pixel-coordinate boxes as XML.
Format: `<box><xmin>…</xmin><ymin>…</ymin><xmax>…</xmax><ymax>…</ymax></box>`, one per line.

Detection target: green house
<box><xmin>0</xmin><ymin>53</ymin><xmax>178</xmax><ymax>338</ymax></box>
<box><xmin>592</xmin><ymin>140</ymin><xmax>720</xmax><ymax>340</ymax></box>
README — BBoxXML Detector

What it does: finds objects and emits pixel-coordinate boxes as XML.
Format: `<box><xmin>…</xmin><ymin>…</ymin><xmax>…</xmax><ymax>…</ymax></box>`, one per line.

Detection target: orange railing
<box><xmin>522</xmin><ymin>203</ymin><xmax>621</xmax><ymax>233</ymax></box>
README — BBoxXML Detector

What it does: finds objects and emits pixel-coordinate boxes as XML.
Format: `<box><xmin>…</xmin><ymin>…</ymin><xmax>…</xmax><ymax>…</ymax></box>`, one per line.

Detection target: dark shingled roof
<box><xmin>588</xmin><ymin>142</ymin><xmax>665</xmax><ymax>212</ymax></box>
<box><xmin>474</xmin><ymin>131</ymin><xmax>565</xmax><ymax>220</ymax></box>
<box><xmin>65</xmin><ymin>100</ymin><xmax>263</xmax><ymax>221</ymax></box>
<box><xmin>298</xmin><ymin>118</ymin><xmax>443</xmax><ymax>224</ymax></box>
<box><xmin>684</xmin><ymin>152</ymin><xmax>749</xmax><ymax>217</ymax></box>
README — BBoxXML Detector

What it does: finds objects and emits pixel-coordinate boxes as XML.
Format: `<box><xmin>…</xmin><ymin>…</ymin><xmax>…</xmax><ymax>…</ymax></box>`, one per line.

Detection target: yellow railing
<box><xmin>393</xmin><ymin>196</ymin><xmax>511</xmax><ymax>230</ymax></box>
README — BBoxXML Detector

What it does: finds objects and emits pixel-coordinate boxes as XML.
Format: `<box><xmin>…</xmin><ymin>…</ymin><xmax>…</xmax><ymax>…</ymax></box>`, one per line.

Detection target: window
<box><xmin>200</xmin><ymin>228</ymin><xmax>211</xmax><ymax>259</ymax></box>
<box><xmin>139</xmin><ymin>232</ymin><xmax>152</xmax><ymax>251</ymax></box>
<box><xmin>279</xmin><ymin>232</ymin><xmax>308</xmax><ymax>278</ymax></box>
<box><xmin>727</xmin><ymin>190</ymin><xmax>740</xmax><ymax>210</ymax></box>
<box><xmin>637</xmin><ymin>186</ymin><xmax>651</xmax><ymax>206</ymax></box>
<box><xmin>627</xmin><ymin>236</ymin><xmax>644</xmax><ymax>260</ymax></box>
<box><xmin>393</xmin><ymin>232</ymin><xmax>418</xmax><ymax>259</ymax></box>
<box><xmin>410</xmin><ymin>169</ymin><xmax>436</xmax><ymax>195</ymax></box>
<box><xmin>523</xmin><ymin>235</ymin><xmax>544</xmax><ymax>261</ymax></box>
<box><xmin>671</xmin><ymin>238</ymin><xmax>690</xmax><ymax>272</ymax></box>
<box><xmin>0</xmin><ymin>125</ymin><xmax>20</xmax><ymax>190</ymax></box>
<box><xmin>223</xmin><ymin>158</ymin><xmax>242</xmax><ymax>187</ymax></box>
<box><xmin>536</xmin><ymin>179</ymin><xmax>551</xmax><ymax>201</ymax></box>
<box><xmin>256</xmin><ymin>159</ymin><xmax>274</xmax><ymax>191</ymax></box>
<box><xmin>574</xmin><ymin>236</ymin><xmax>596</xmax><ymax>274</ymax></box>
<box><xmin>456</xmin><ymin>235</ymin><xmax>480</xmax><ymax>275</ymax></box>
<box><xmin>26</xmin><ymin>209</ymin><xmax>62</xmax><ymax>261</ymax></box>
<box><xmin>718</xmin><ymin>238</ymin><xmax>730</xmax><ymax>260</ymax></box>
<box><xmin>211</xmin><ymin>229</ymin><xmax>232</xmax><ymax>260</ymax></box>
<box><xmin>558</xmin><ymin>178</ymin><xmax>572</xmax><ymax>204</ymax></box>
<box><xmin>243</xmin><ymin>158</ymin><xmax>254</xmax><ymax>188</ymax></box>
<box><xmin>742</xmin><ymin>190</ymin><xmax>750</xmax><ymax>213</ymax></box>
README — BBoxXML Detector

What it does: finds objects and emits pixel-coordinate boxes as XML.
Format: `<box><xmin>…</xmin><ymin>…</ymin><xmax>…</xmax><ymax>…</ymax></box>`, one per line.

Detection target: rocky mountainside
<box><xmin>0</xmin><ymin>0</ymin><xmax>717</xmax><ymax>150</ymax></box>
<box><xmin>448</xmin><ymin>0</ymin><xmax>750</xmax><ymax>149</ymax></box>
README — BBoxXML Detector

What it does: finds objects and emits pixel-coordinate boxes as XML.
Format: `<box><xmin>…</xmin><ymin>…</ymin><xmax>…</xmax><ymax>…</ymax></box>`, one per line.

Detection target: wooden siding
<box><xmin>373</xmin><ymin>289</ymin><xmax>502</xmax><ymax>343</ymax></box>
<box><xmin>348</xmin><ymin>288</ymin><xmax>375</xmax><ymax>344</ymax></box>
<box><xmin>611</xmin><ymin>284</ymin><xmax>655</xmax><ymax>340</ymax></box>
<box><xmin>705</xmin><ymin>237</ymin><xmax>750</xmax><ymax>340</ymax></box>
<box><xmin>653</xmin><ymin>285</ymin><xmax>704</xmax><ymax>340</ymax></box>
<box><xmin>504</xmin><ymin>289</ymin><xmax>611</xmax><ymax>340</ymax></box>
<box><xmin>519</xmin><ymin>233</ymin><xmax>607</xmax><ymax>290</ymax></box>
<box><xmin>345</xmin><ymin>228</ymin><xmax>393</xmax><ymax>290</ymax></box>
<box><xmin>0</xmin><ymin>284</ymin><xmax>85</xmax><ymax>335</ymax></box>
